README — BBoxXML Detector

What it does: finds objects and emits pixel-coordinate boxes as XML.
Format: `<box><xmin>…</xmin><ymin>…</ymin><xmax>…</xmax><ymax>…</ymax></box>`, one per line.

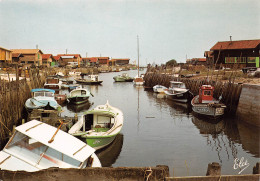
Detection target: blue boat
<box><xmin>25</xmin><ymin>88</ymin><xmax>61</xmax><ymax>112</ymax></box>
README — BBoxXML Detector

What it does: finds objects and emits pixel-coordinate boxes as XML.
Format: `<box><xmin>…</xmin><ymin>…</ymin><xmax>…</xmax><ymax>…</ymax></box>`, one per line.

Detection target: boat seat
<box><xmin>94</xmin><ymin>125</ymin><xmax>101</xmax><ymax>128</ymax></box>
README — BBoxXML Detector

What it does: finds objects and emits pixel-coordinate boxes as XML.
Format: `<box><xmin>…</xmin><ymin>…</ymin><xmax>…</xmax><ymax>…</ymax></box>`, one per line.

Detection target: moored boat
<box><xmin>75</xmin><ymin>75</ymin><xmax>103</xmax><ymax>85</ymax></box>
<box><xmin>67</xmin><ymin>87</ymin><xmax>92</xmax><ymax>105</ymax></box>
<box><xmin>54</xmin><ymin>94</ymin><xmax>67</xmax><ymax>105</ymax></box>
<box><xmin>164</xmin><ymin>81</ymin><xmax>191</xmax><ymax>103</ymax></box>
<box><xmin>191</xmin><ymin>85</ymin><xmax>226</xmax><ymax>118</ymax></box>
<box><xmin>133</xmin><ymin>76</ymin><xmax>144</xmax><ymax>86</ymax></box>
<box><xmin>153</xmin><ymin>85</ymin><xmax>167</xmax><ymax>93</ymax></box>
<box><xmin>67</xmin><ymin>101</ymin><xmax>92</xmax><ymax>113</ymax></box>
<box><xmin>25</xmin><ymin>89</ymin><xmax>61</xmax><ymax>112</ymax></box>
<box><xmin>0</xmin><ymin>120</ymin><xmax>101</xmax><ymax>171</ymax></box>
<box><xmin>68</xmin><ymin>101</ymin><xmax>123</xmax><ymax>150</ymax></box>
<box><xmin>113</xmin><ymin>73</ymin><xmax>134</xmax><ymax>82</ymax></box>
<box><xmin>44</xmin><ymin>76</ymin><xmax>62</xmax><ymax>90</ymax></box>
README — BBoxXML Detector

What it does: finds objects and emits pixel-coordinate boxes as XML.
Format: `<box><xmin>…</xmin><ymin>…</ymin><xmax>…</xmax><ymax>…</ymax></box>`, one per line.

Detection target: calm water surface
<box><xmin>60</xmin><ymin>69</ymin><xmax>259</xmax><ymax>177</ymax></box>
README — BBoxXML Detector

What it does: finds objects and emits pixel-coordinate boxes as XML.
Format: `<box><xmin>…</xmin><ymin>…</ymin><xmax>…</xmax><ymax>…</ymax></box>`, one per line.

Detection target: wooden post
<box><xmin>253</xmin><ymin>162</ymin><xmax>260</xmax><ymax>174</ymax></box>
<box><xmin>206</xmin><ymin>162</ymin><xmax>221</xmax><ymax>176</ymax></box>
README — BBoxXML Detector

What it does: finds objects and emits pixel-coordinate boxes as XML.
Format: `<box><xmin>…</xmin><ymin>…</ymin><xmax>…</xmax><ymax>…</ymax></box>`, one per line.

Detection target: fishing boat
<box><xmin>67</xmin><ymin>87</ymin><xmax>93</xmax><ymax>105</ymax></box>
<box><xmin>0</xmin><ymin>120</ymin><xmax>101</xmax><ymax>171</ymax></box>
<box><xmin>75</xmin><ymin>75</ymin><xmax>103</xmax><ymax>85</ymax></box>
<box><xmin>60</xmin><ymin>78</ymin><xmax>74</xmax><ymax>85</ymax></box>
<box><xmin>133</xmin><ymin>35</ymin><xmax>145</xmax><ymax>86</ymax></box>
<box><xmin>25</xmin><ymin>89</ymin><xmax>60</xmax><ymax>112</ymax></box>
<box><xmin>153</xmin><ymin>85</ymin><xmax>167</xmax><ymax>93</ymax></box>
<box><xmin>67</xmin><ymin>101</ymin><xmax>92</xmax><ymax>113</ymax></box>
<box><xmin>54</xmin><ymin>94</ymin><xmax>67</xmax><ymax>105</ymax></box>
<box><xmin>68</xmin><ymin>101</ymin><xmax>123</xmax><ymax>150</ymax></box>
<box><xmin>44</xmin><ymin>76</ymin><xmax>62</xmax><ymax>90</ymax></box>
<box><xmin>164</xmin><ymin>81</ymin><xmax>191</xmax><ymax>103</ymax></box>
<box><xmin>191</xmin><ymin>85</ymin><xmax>226</xmax><ymax>118</ymax></box>
<box><xmin>113</xmin><ymin>73</ymin><xmax>134</xmax><ymax>82</ymax></box>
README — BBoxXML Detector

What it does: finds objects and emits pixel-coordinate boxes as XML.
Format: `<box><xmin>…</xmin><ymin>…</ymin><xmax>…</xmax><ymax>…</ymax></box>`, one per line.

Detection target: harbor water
<box><xmin>58</xmin><ymin>70</ymin><xmax>258</xmax><ymax>176</ymax></box>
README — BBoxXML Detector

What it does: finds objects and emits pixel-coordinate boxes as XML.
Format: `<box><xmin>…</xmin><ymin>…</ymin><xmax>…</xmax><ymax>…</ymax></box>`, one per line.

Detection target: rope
<box><xmin>144</xmin><ymin>167</ymin><xmax>153</xmax><ymax>181</ymax></box>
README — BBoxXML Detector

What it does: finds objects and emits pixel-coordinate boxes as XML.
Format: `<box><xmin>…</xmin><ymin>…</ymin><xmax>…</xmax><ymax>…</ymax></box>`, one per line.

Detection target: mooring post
<box><xmin>253</xmin><ymin>162</ymin><xmax>260</xmax><ymax>174</ymax></box>
<box><xmin>206</xmin><ymin>162</ymin><xmax>221</xmax><ymax>176</ymax></box>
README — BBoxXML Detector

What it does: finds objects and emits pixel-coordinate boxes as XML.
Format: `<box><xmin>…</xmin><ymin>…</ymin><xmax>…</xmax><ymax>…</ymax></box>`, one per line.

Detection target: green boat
<box><xmin>113</xmin><ymin>73</ymin><xmax>134</xmax><ymax>82</ymax></box>
<box><xmin>67</xmin><ymin>87</ymin><xmax>92</xmax><ymax>105</ymax></box>
<box><xmin>68</xmin><ymin>101</ymin><xmax>124</xmax><ymax>150</ymax></box>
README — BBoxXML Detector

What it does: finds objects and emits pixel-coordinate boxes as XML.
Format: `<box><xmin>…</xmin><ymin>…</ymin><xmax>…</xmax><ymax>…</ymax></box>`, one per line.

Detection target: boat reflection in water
<box><xmin>165</xmin><ymin>98</ymin><xmax>192</xmax><ymax>116</ymax></box>
<box><xmin>192</xmin><ymin>115</ymin><xmax>225</xmax><ymax>135</ymax></box>
<box><xmin>67</xmin><ymin>101</ymin><xmax>92</xmax><ymax>113</ymax></box>
<box><xmin>96</xmin><ymin>134</ymin><xmax>124</xmax><ymax>167</ymax></box>
<box><xmin>192</xmin><ymin>115</ymin><xmax>226</xmax><ymax>163</ymax></box>
<box><xmin>236</xmin><ymin>120</ymin><xmax>260</xmax><ymax>157</ymax></box>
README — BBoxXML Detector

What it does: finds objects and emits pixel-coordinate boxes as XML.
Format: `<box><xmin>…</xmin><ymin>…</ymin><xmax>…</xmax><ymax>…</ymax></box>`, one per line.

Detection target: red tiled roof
<box><xmin>89</xmin><ymin>57</ymin><xmax>98</xmax><ymax>62</ymax></box>
<box><xmin>191</xmin><ymin>58</ymin><xmax>206</xmax><ymax>62</ymax></box>
<box><xmin>97</xmin><ymin>57</ymin><xmax>109</xmax><ymax>60</ymax></box>
<box><xmin>53</xmin><ymin>56</ymin><xmax>61</xmax><ymax>61</ymax></box>
<box><xmin>12</xmin><ymin>53</ymin><xmax>23</xmax><ymax>58</ymax></box>
<box><xmin>210</xmin><ymin>39</ymin><xmax>260</xmax><ymax>50</ymax></box>
<box><xmin>198</xmin><ymin>58</ymin><xmax>206</xmax><ymax>62</ymax></box>
<box><xmin>42</xmin><ymin>54</ymin><xmax>52</xmax><ymax>60</ymax></box>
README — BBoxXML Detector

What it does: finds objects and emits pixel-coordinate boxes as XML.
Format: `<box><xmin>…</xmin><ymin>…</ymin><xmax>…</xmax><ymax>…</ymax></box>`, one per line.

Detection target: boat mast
<box><xmin>137</xmin><ymin>35</ymin><xmax>139</xmax><ymax>77</ymax></box>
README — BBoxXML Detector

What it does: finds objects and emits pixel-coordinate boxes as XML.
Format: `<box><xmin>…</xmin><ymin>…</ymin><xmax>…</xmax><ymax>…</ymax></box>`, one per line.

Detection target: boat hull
<box><xmin>76</xmin><ymin>80</ymin><xmax>103</xmax><ymax>85</ymax></box>
<box><xmin>113</xmin><ymin>76</ymin><xmax>134</xmax><ymax>82</ymax></box>
<box><xmin>191</xmin><ymin>96</ymin><xmax>225</xmax><ymax>119</ymax></box>
<box><xmin>191</xmin><ymin>105</ymin><xmax>225</xmax><ymax>118</ymax></box>
<box><xmin>153</xmin><ymin>85</ymin><xmax>167</xmax><ymax>93</ymax></box>
<box><xmin>25</xmin><ymin>99</ymin><xmax>59</xmax><ymax>112</ymax></box>
<box><xmin>68</xmin><ymin>96</ymin><xmax>89</xmax><ymax>105</ymax></box>
<box><xmin>113</xmin><ymin>77</ymin><xmax>125</xmax><ymax>82</ymax></box>
<box><xmin>165</xmin><ymin>90</ymin><xmax>191</xmax><ymax>103</ymax></box>
<box><xmin>82</xmin><ymin>134</ymin><xmax>118</xmax><ymax>150</ymax></box>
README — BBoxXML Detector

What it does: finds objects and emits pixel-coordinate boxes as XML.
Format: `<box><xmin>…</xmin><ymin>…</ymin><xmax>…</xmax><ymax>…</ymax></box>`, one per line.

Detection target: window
<box><xmin>248</xmin><ymin>57</ymin><xmax>256</xmax><ymax>63</ymax></box>
<box><xmin>204</xmin><ymin>90</ymin><xmax>211</xmax><ymax>96</ymax></box>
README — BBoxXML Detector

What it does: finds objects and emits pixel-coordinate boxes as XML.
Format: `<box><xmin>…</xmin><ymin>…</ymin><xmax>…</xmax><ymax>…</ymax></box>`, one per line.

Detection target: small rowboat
<box><xmin>69</xmin><ymin>101</ymin><xmax>123</xmax><ymax>150</ymax></box>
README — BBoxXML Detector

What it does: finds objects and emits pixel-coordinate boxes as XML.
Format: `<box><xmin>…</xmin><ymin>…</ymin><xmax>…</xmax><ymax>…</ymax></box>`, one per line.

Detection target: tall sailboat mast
<box><xmin>137</xmin><ymin>35</ymin><xmax>139</xmax><ymax>77</ymax></box>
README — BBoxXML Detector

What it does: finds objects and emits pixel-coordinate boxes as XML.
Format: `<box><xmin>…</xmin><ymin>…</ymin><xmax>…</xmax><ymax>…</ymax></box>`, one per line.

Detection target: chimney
<box><xmin>230</xmin><ymin>36</ymin><xmax>232</xmax><ymax>42</ymax></box>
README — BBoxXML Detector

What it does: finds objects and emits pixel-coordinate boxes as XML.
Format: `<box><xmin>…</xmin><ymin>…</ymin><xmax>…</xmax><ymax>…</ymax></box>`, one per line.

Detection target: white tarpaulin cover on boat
<box><xmin>15</xmin><ymin>120</ymin><xmax>95</xmax><ymax>162</ymax></box>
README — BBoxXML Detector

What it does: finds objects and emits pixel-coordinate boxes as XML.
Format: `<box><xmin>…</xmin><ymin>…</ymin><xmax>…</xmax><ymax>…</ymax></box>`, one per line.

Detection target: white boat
<box><xmin>25</xmin><ymin>89</ymin><xmax>61</xmax><ymax>112</ymax></box>
<box><xmin>133</xmin><ymin>75</ymin><xmax>144</xmax><ymax>86</ymax></box>
<box><xmin>69</xmin><ymin>101</ymin><xmax>123</xmax><ymax>150</ymax></box>
<box><xmin>191</xmin><ymin>85</ymin><xmax>226</xmax><ymax>118</ymax></box>
<box><xmin>69</xmin><ymin>71</ymin><xmax>81</xmax><ymax>76</ymax></box>
<box><xmin>75</xmin><ymin>75</ymin><xmax>103</xmax><ymax>85</ymax></box>
<box><xmin>164</xmin><ymin>81</ymin><xmax>191</xmax><ymax>103</ymax></box>
<box><xmin>0</xmin><ymin>120</ymin><xmax>101</xmax><ymax>172</ymax></box>
<box><xmin>153</xmin><ymin>85</ymin><xmax>167</xmax><ymax>93</ymax></box>
<box><xmin>55</xmin><ymin>72</ymin><xmax>64</xmax><ymax>77</ymax></box>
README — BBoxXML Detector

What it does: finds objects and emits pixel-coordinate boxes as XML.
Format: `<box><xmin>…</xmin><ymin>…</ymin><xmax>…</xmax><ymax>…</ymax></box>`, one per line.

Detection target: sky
<box><xmin>0</xmin><ymin>0</ymin><xmax>259</xmax><ymax>65</ymax></box>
